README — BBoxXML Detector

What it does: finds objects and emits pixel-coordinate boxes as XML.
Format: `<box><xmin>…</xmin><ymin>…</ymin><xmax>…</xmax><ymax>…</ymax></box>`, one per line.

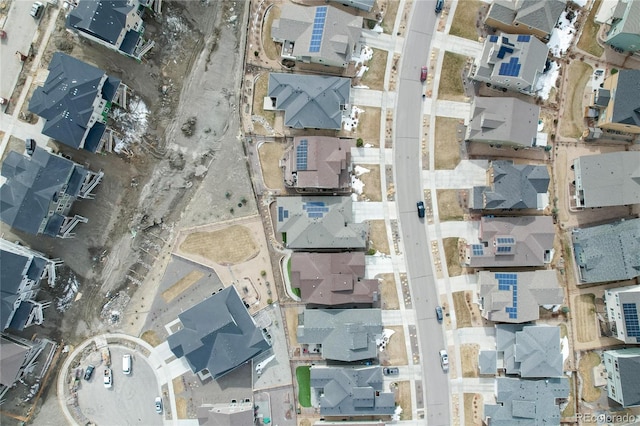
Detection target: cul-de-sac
<box><xmin>0</xmin><ymin>0</ymin><xmax>639</xmax><ymax>425</ymax></box>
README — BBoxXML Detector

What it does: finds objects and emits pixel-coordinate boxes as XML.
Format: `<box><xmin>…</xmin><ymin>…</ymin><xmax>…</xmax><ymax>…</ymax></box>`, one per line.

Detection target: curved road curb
<box><xmin>57</xmin><ymin>333</ymin><xmax>178</xmax><ymax>426</ymax></box>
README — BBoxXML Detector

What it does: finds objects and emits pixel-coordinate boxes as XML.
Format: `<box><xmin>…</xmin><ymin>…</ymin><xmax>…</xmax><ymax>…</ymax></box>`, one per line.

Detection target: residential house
<box><xmin>470</xmin><ymin>161</ymin><xmax>550</xmax><ymax>210</ymax></box>
<box><xmin>276</xmin><ymin>196</ymin><xmax>368</xmax><ymax>250</ymax></box>
<box><xmin>271</xmin><ymin>4</ymin><xmax>363</xmax><ymax>68</ymax></box>
<box><xmin>0</xmin><ymin>147</ymin><xmax>104</xmax><ymax>238</ymax></box>
<box><xmin>266</xmin><ymin>73</ymin><xmax>351</xmax><ymax>130</ymax></box>
<box><xmin>599</xmin><ymin>0</ymin><xmax>640</xmax><ymax>53</ymax></box>
<box><xmin>483</xmin><ymin>377</ymin><xmax>569</xmax><ymax>425</ymax></box>
<box><xmin>167</xmin><ymin>286</ymin><xmax>271</xmax><ymax>380</ymax></box>
<box><xmin>197</xmin><ymin>400</ymin><xmax>254</xmax><ymax>426</ymax></box>
<box><xmin>28</xmin><ymin>52</ymin><xmax>125</xmax><ymax>152</ymax></box>
<box><xmin>589</xmin><ymin>69</ymin><xmax>640</xmax><ymax>134</ymax></box>
<box><xmin>66</xmin><ymin>0</ymin><xmax>155</xmax><ymax>59</ymax></box>
<box><xmin>478</xmin><ymin>324</ymin><xmax>564</xmax><ymax>378</ymax></box>
<box><xmin>281</xmin><ymin>136</ymin><xmax>353</xmax><ymax>191</ymax></box>
<box><xmin>477</xmin><ymin>270</ymin><xmax>563</xmax><ymax>323</ymax></box>
<box><xmin>484</xmin><ymin>0</ymin><xmax>567</xmax><ymax>40</ymax></box>
<box><xmin>466</xmin><ymin>97</ymin><xmax>541</xmax><ymax>148</ymax></box>
<box><xmin>604</xmin><ymin>285</ymin><xmax>640</xmax><ymax>344</ymax></box>
<box><xmin>470</xmin><ymin>33</ymin><xmax>549</xmax><ymax>95</ymax></box>
<box><xmin>290</xmin><ymin>252</ymin><xmax>378</xmax><ymax>306</ymax></box>
<box><xmin>0</xmin><ymin>334</ymin><xmax>50</xmax><ymax>402</ymax></box>
<box><xmin>1</xmin><ymin>239</ymin><xmax>59</xmax><ymax>331</ymax></box>
<box><xmin>573</xmin><ymin>151</ymin><xmax>640</xmax><ymax>208</ymax></box>
<box><xmin>310</xmin><ymin>366</ymin><xmax>396</xmax><ymax>416</ymax></box>
<box><xmin>297</xmin><ymin>308</ymin><xmax>382</xmax><ymax>361</ymax></box>
<box><xmin>464</xmin><ymin>216</ymin><xmax>555</xmax><ymax>267</ymax></box>
<box><xmin>603</xmin><ymin>348</ymin><xmax>640</xmax><ymax>407</ymax></box>
<box><xmin>329</xmin><ymin>0</ymin><xmax>375</xmax><ymax>12</ymax></box>
<box><xmin>572</xmin><ymin>218</ymin><xmax>640</xmax><ymax>284</ymax></box>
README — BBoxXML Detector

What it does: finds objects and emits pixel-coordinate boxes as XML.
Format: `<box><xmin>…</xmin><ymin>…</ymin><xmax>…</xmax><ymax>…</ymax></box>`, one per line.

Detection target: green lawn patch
<box><xmin>296</xmin><ymin>366</ymin><xmax>311</xmax><ymax>407</ymax></box>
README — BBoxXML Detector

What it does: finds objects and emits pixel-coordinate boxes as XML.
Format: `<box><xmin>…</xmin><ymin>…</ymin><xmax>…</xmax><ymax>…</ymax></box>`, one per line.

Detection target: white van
<box><xmin>122</xmin><ymin>354</ymin><xmax>132</xmax><ymax>375</ymax></box>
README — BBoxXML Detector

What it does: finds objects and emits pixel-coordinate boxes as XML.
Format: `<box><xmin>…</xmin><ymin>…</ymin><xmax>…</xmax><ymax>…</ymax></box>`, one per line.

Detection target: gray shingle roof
<box><xmin>28</xmin><ymin>53</ymin><xmax>120</xmax><ymax>151</ymax></box>
<box><xmin>0</xmin><ymin>148</ymin><xmax>89</xmax><ymax>236</ymax></box>
<box><xmin>466</xmin><ymin>97</ymin><xmax>540</xmax><ymax>147</ymax></box>
<box><xmin>291</xmin><ymin>252</ymin><xmax>378</xmax><ymax>305</ymax></box>
<box><xmin>0</xmin><ymin>336</ymin><xmax>31</xmax><ymax>387</ymax></box>
<box><xmin>66</xmin><ymin>0</ymin><xmax>135</xmax><ymax>47</ymax></box>
<box><xmin>483</xmin><ymin>377</ymin><xmax>569</xmax><ymax>425</ymax></box>
<box><xmin>276</xmin><ymin>196</ymin><xmax>368</xmax><ymax>250</ymax></box>
<box><xmin>478</xmin><ymin>350</ymin><xmax>497</xmax><ymax>375</ymax></box>
<box><xmin>310</xmin><ymin>366</ymin><xmax>395</xmax><ymax>416</ymax></box>
<box><xmin>297</xmin><ymin>308</ymin><xmax>382</xmax><ymax>361</ymax></box>
<box><xmin>572</xmin><ymin>218</ymin><xmax>640</xmax><ymax>284</ymax></box>
<box><xmin>272</xmin><ymin>4</ymin><xmax>363</xmax><ymax>67</ymax></box>
<box><xmin>514</xmin><ymin>0</ymin><xmax>567</xmax><ymax>35</ymax></box>
<box><xmin>609</xmin><ymin>69</ymin><xmax>640</xmax><ymax>127</ymax></box>
<box><xmin>492</xmin><ymin>324</ymin><xmax>563</xmax><ymax>378</ymax></box>
<box><xmin>574</xmin><ymin>151</ymin><xmax>640</xmax><ymax>208</ymax></box>
<box><xmin>268</xmin><ymin>73</ymin><xmax>350</xmax><ymax>130</ymax></box>
<box><xmin>478</xmin><ymin>270</ymin><xmax>563</xmax><ymax>323</ymax></box>
<box><xmin>167</xmin><ymin>286</ymin><xmax>271</xmax><ymax>379</ymax></box>
<box><xmin>282</xmin><ymin>136</ymin><xmax>353</xmax><ymax>189</ymax></box>
<box><xmin>605</xmin><ymin>1</ymin><xmax>640</xmax><ymax>52</ymax></box>
<box><xmin>329</xmin><ymin>0</ymin><xmax>375</xmax><ymax>12</ymax></box>
<box><xmin>472</xmin><ymin>161</ymin><xmax>549</xmax><ymax>210</ymax></box>
<box><xmin>603</xmin><ymin>348</ymin><xmax>640</xmax><ymax>407</ymax></box>
<box><xmin>467</xmin><ymin>216</ymin><xmax>555</xmax><ymax>267</ymax></box>
<box><xmin>486</xmin><ymin>1</ymin><xmax>517</xmax><ymax>26</ymax></box>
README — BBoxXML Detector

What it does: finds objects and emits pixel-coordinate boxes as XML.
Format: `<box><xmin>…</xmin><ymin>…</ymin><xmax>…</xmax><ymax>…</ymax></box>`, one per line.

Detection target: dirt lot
<box><xmin>435</xmin><ymin>117</ymin><xmax>462</xmax><ymax>169</ymax></box>
<box><xmin>357</xmin><ymin>164</ymin><xmax>383</xmax><ymax>201</ymax></box>
<box><xmin>179</xmin><ymin>225</ymin><xmax>259</xmax><ymax>265</ymax></box>
<box><xmin>378</xmin><ymin>273</ymin><xmax>400</xmax><ymax>309</ymax></box>
<box><xmin>452</xmin><ymin>291</ymin><xmax>473</xmax><ymax>328</ymax></box>
<box><xmin>450</xmin><ymin>0</ymin><xmax>481</xmax><ymax>41</ymax></box>
<box><xmin>559</xmin><ymin>61</ymin><xmax>592</xmax><ymax>138</ymax></box>
<box><xmin>369</xmin><ymin>220</ymin><xmax>390</xmax><ymax>254</ymax></box>
<box><xmin>443</xmin><ymin>237</ymin><xmax>463</xmax><ymax>276</ymax></box>
<box><xmin>258</xmin><ymin>140</ymin><xmax>287</xmax><ymax>191</ymax></box>
<box><xmin>574</xmin><ymin>294</ymin><xmax>597</xmax><ymax>343</ymax></box>
<box><xmin>578</xmin><ymin>351</ymin><xmax>602</xmax><ymax>403</ymax></box>
<box><xmin>437</xmin><ymin>189</ymin><xmax>465</xmax><ymax>221</ymax></box>
<box><xmin>283</xmin><ymin>305</ymin><xmax>302</xmax><ymax>348</ymax></box>
<box><xmin>464</xmin><ymin>393</ymin><xmax>483</xmax><ymax>426</ymax></box>
<box><xmin>460</xmin><ymin>344</ymin><xmax>479</xmax><ymax>378</ymax></box>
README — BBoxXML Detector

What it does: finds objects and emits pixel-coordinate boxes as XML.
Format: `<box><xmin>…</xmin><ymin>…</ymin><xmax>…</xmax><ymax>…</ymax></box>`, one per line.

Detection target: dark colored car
<box><xmin>84</xmin><ymin>364</ymin><xmax>95</xmax><ymax>381</ymax></box>
<box><xmin>420</xmin><ymin>66</ymin><xmax>428</xmax><ymax>82</ymax></box>
<box><xmin>417</xmin><ymin>201</ymin><xmax>425</xmax><ymax>218</ymax></box>
<box><xmin>383</xmin><ymin>367</ymin><xmax>400</xmax><ymax>375</ymax></box>
<box><xmin>435</xmin><ymin>0</ymin><xmax>444</xmax><ymax>13</ymax></box>
<box><xmin>435</xmin><ymin>306</ymin><xmax>443</xmax><ymax>322</ymax></box>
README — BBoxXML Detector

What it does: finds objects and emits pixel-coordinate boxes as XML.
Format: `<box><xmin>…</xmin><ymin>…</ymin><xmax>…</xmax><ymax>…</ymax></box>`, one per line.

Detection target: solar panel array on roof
<box><xmin>497</xmin><ymin>237</ymin><xmax>515</xmax><ymax>244</ymax></box>
<box><xmin>278</xmin><ymin>206</ymin><xmax>290</xmax><ymax>222</ymax></box>
<box><xmin>472</xmin><ymin>244</ymin><xmax>484</xmax><ymax>256</ymax></box>
<box><xmin>496</xmin><ymin>246</ymin><xmax>513</xmax><ymax>253</ymax></box>
<box><xmin>304</xmin><ymin>201</ymin><xmax>329</xmax><ymax>219</ymax></box>
<box><xmin>623</xmin><ymin>303</ymin><xmax>640</xmax><ymax>337</ymax></box>
<box><xmin>296</xmin><ymin>139</ymin><xmax>308</xmax><ymax>171</ymax></box>
<box><xmin>498</xmin><ymin>57</ymin><xmax>521</xmax><ymax>77</ymax></box>
<box><xmin>496</xmin><ymin>45</ymin><xmax>514</xmax><ymax>59</ymax></box>
<box><xmin>309</xmin><ymin>6</ymin><xmax>328</xmax><ymax>53</ymax></box>
<box><xmin>517</xmin><ymin>35</ymin><xmax>531</xmax><ymax>42</ymax></box>
<box><xmin>496</xmin><ymin>273</ymin><xmax>518</xmax><ymax>319</ymax></box>
<box><xmin>489</xmin><ymin>35</ymin><xmax>499</xmax><ymax>42</ymax></box>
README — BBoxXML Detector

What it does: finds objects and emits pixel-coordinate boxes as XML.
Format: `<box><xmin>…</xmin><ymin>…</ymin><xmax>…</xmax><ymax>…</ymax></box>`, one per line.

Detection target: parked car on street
<box><xmin>103</xmin><ymin>368</ymin><xmax>112</xmax><ymax>388</ymax></box>
<box><xmin>420</xmin><ymin>66</ymin><xmax>428</xmax><ymax>82</ymax></box>
<box><xmin>435</xmin><ymin>306</ymin><xmax>443</xmax><ymax>322</ymax></box>
<box><xmin>417</xmin><ymin>201</ymin><xmax>425</xmax><ymax>218</ymax></box>
<box><xmin>155</xmin><ymin>397</ymin><xmax>163</xmax><ymax>414</ymax></box>
<box><xmin>439</xmin><ymin>349</ymin><xmax>449</xmax><ymax>372</ymax></box>
<box><xmin>30</xmin><ymin>2</ymin><xmax>44</xmax><ymax>19</ymax></box>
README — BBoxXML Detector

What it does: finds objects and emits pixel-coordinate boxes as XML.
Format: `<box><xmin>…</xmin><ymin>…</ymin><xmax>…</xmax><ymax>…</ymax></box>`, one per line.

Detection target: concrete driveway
<box><xmin>0</xmin><ymin>0</ymin><xmax>42</xmax><ymax>99</ymax></box>
<box><xmin>76</xmin><ymin>345</ymin><xmax>163</xmax><ymax>425</ymax></box>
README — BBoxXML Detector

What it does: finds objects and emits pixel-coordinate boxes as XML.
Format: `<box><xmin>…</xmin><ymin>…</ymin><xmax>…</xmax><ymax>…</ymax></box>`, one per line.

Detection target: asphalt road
<box><xmin>394</xmin><ymin>1</ymin><xmax>451</xmax><ymax>424</ymax></box>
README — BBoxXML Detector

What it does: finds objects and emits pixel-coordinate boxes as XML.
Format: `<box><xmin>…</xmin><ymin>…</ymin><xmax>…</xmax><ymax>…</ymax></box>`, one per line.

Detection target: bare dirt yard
<box><xmin>359</xmin><ymin>48</ymin><xmax>388</xmax><ymax>91</ymax></box>
<box><xmin>354</xmin><ymin>107</ymin><xmax>382</xmax><ymax>147</ymax></box>
<box><xmin>460</xmin><ymin>344</ymin><xmax>480</xmax><ymax>378</ymax></box>
<box><xmin>378</xmin><ymin>273</ymin><xmax>400</xmax><ymax>310</ymax></box>
<box><xmin>437</xmin><ymin>189</ymin><xmax>465</xmax><ymax>221</ymax></box>
<box><xmin>578</xmin><ymin>351</ymin><xmax>602</xmax><ymax>403</ymax></box>
<box><xmin>179</xmin><ymin>225</ymin><xmax>259</xmax><ymax>265</ymax></box>
<box><xmin>258</xmin><ymin>140</ymin><xmax>287</xmax><ymax>191</ymax></box>
<box><xmin>574</xmin><ymin>294</ymin><xmax>597</xmax><ymax>343</ymax></box>
<box><xmin>396</xmin><ymin>381</ymin><xmax>412</xmax><ymax>420</ymax></box>
<box><xmin>559</xmin><ymin>61</ymin><xmax>592</xmax><ymax>138</ymax></box>
<box><xmin>438</xmin><ymin>53</ymin><xmax>467</xmax><ymax>101</ymax></box>
<box><xmin>450</xmin><ymin>0</ymin><xmax>481</xmax><ymax>41</ymax></box>
<box><xmin>453</xmin><ymin>291</ymin><xmax>473</xmax><ymax>328</ymax></box>
<box><xmin>435</xmin><ymin>117</ymin><xmax>462</xmax><ymax>169</ymax></box>
<box><xmin>357</xmin><ymin>164</ymin><xmax>383</xmax><ymax>202</ymax></box>
<box><xmin>369</xmin><ymin>220</ymin><xmax>390</xmax><ymax>254</ymax></box>
<box><xmin>443</xmin><ymin>237</ymin><xmax>463</xmax><ymax>276</ymax></box>
<box><xmin>382</xmin><ymin>326</ymin><xmax>409</xmax><ymax>366</ymax></box>
<box><xmin>464</xmin><ymin>393</ymin><xmax>483</xmax><ymax>426</ymax></box>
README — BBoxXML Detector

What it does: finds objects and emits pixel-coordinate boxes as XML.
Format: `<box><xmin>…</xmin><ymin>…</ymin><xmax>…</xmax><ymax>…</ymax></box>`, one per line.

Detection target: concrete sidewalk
<box><xmin>432</xmin><ymin>32</ymin><xmax>483</xmax><ymax>57</ymax></box>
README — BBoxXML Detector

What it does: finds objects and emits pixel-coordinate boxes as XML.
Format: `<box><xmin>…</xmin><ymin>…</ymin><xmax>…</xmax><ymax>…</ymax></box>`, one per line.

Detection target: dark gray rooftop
<box><xmin>268</xmin><ymin>73</ymin><xmax>350</xmax><ymax>130</ymax></box>
<box><xmin>603</xmin><ymin>348</ymin><xmax>640</xmax><ymax>407</ymax></box>
<box><xmin>483</xmin><ymin>377</ymin><xmax>569</xmax><ymax>425</ymax></box>
<box><xmin>276</xmin><ymin>196</ymin><xmax>368</xmax><ymax>250</ymax></box>
<box><xmin>167</xmin><ymin>286</ymin><xmax>271</xmax><ymax>379</ymax></box>
<box><xmin>310</xmin><ymin>366</ymin><xmax>395</xmax><ymax>416</ymax></box>
<box><xmin>572</xmin><ymin>218</ymin><xmax>640</xmax><ymax>284</ymax></box>
<box><xmin>329</xmin><ymin>0</ymin><xmax>375</xmax><ymax>12</ymax></box>
<box><xmin>297</xmin><ymin>308</ymin><xmax>382</xmax><ymax>361</ymax></box>
<box><xmin>0</xmin><ymin>336</ymin><xmax>30</xmax><ymax>387</ymax></box>
<box><xmin>466</xmin><ymin>97</ymin><xmax>539</xmax><ymax>147</ymax></box>
<box><xmin>609</xmin><ymin>69</ymin><xmax>640</xmax><ymax>128</ymax></box>
<box><xmin>0</xmin><ymin>148</ymin><xmax>88</xmax><ymax>236</ymax></box>
<box><xmin>472</xmin><ymin>160</ymin><xmax>549</xmax><ymax>210</ymax></box>
<box><xmin>28</xmin><ymin>52</ymin><xmax>120</xmax><ymax>151</ymax></box>
<box><xmin>66</xmin><ymin>0</ymin><xmax>135</xmax><ymax>46</ymax></box>
<box><xmin>514</xmin><ymin>0</ymin><xmax>566</xmax><ymax>35</ymax></box>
